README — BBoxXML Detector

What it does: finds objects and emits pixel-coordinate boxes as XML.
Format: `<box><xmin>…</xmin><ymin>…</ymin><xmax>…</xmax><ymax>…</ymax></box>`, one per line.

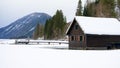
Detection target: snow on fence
<box><xmin>15</xmin><ymin>39</ymin><xmax>68</xmax><ymax>45</ymax></box>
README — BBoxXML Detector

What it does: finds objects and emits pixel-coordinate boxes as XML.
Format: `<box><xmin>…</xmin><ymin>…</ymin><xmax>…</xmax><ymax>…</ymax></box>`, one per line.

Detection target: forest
<box><xmin>34</xmin><ymin>0</ymin><xmax>120</xmax><ymax>40</ymax></box>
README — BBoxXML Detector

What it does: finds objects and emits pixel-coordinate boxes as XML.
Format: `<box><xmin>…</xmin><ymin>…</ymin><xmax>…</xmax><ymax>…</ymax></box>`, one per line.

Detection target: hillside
<box><xmin>0</xmin><ymin>12</ymin><xmax>51</xmax><ymax>39</ymax></box>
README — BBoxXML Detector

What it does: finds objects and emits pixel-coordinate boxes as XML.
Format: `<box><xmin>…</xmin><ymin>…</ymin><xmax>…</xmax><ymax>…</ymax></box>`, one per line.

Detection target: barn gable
<box><xmin>66</xmin><ymin>18</ymin><xmax>84</xmax><ymax>35</ymax></box>
<box><xmin>66</xmin><ymin>18</ymin><xmax>86</xmax><ymax>49</ymax></box>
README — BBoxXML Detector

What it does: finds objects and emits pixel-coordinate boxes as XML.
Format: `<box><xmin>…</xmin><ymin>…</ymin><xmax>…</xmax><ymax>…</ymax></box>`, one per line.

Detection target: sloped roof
<box><xmin>66</xmin><ymin>16</ymin><xmax>120</xmax><ymax>35</ymax></box>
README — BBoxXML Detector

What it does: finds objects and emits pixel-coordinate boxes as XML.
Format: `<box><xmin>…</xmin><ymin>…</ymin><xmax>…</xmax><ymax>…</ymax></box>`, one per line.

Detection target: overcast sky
<box><xmin>0</xmin><ymin>0</ymin><xmax>86</xmax><ymax>28</ymax></box>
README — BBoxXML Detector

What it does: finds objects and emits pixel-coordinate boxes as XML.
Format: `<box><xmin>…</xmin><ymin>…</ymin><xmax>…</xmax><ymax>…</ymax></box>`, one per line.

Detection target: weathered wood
<box><xmin>67</xmin><ymin>19</ymin><xmax>86</xmax><ymax>49</ymax></box>
<box><xmin>67</xmin><ymin>18</ymin><xmax>120</xmax><ymax>50</ymax></box>
<box><xmin>86</xmin><ymin>34</ymin><xmax>120</xmax><ymax>49</ymax></box>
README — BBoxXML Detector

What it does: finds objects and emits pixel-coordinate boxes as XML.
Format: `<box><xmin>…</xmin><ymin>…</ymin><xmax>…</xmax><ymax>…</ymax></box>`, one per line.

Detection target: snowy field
<box><xmin>0</xmin><ymin>39</ymin><xmax>120</xmax><ymax>68</ymax></box>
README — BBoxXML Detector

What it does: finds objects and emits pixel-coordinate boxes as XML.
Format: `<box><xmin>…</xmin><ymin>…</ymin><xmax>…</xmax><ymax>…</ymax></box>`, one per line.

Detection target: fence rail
<box><xmin>15</xmin><ymin>39</ymin><xmax>68</xmax><ymax>44</ymax></box>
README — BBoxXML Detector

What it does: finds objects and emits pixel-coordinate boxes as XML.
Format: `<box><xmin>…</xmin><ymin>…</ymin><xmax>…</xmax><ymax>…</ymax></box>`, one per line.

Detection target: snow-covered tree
<box><xmin>76</xmin><ymin>0</ymin><xmax>82</xmax><ymax>16</ymax></box>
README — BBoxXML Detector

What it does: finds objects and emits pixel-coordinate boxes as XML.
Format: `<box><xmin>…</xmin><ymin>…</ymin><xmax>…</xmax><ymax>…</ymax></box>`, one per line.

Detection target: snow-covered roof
<box><xmin>67</xmin><ymin>16</ymin><xmax>120</xmax><ymax>35</ymax></box>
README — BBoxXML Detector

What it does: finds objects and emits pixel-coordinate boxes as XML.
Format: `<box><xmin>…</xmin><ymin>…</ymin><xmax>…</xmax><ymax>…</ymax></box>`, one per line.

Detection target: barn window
<box><xmin>80</xmin><ymin>36</ymin><xmax>83</xmax><ymax>41</ymax></box>
<box><xmin>75</xmin><ymin>25</ymin><xmax>79</xmax><ymax>30</ymax></box>
<box><xmin>71</xmin><ymin>36</ymin><xmax>74</xmax><ymax>41</ymax></box>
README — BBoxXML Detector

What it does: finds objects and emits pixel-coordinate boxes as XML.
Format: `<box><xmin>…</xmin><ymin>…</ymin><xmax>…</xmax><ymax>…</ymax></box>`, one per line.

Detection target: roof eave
<box><xmin>66</xmin><ymin>18</ymin><xmax>76</xmax><ymax>35</ymax></box>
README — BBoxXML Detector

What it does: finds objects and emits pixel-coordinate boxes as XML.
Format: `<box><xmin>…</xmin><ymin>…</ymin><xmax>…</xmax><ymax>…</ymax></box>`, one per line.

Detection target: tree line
<box><xmin>33</xmin><ymin>10</ymin><xmax>67</xmax><ymax>40</ymax></box>
<box><xmin>33</xmin><ymin>0</ymin><xmax>120</xmax><ymax>40</ymax></box>
<box><xmin>76</xmin><ymin>0</ymin><xmax>120</xmax><ymax>18</ymax></box>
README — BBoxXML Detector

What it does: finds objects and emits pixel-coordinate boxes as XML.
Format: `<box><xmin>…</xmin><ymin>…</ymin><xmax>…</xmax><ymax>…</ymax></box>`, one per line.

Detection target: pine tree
<box><xmin>95</xmin><ymin>0</ymin><xmax>100</xmax><ymax>4</ymax></box>
<box><xmin>101</xmin><ymin>0</ymin><xmax>116</xmax><ymax>17</ymax></box>
<box><xmin>76</xmin><ymin>0</ymin><xmax>82</xmax><ymax>16</ymax></box>
<box><xmin>39</xmin><ymin>24</ymin><xmax>44</xmax><ymax>38</ymax></box>
<box><xmin>83</xmin><ymin>0</ymin><xmax>96</xmax><ymax>16</ymax></box>
<box><xmin>83</xmin><ymin>0</ymin><xmax>116</xmax><ymax>17</ymax></box>
<box><xmin>33</xmin><ymin>23</ymin><xmax>44</xmax><ymax>39</ymax></box>
<box><xmin>118</xmin><ymin>0</ymin><xmax>120</xmax><ymax>5</ymax></box>
<box><xmin>44</xmin><ymin>18</ymin><xmax>54</xmax><ymax>39</ymax></box>
<box><xmin>116</xmin><ymin>0</ymin><xmax>120</xmax><ymax>18</ymax></box>
<box><xmin>44</xmin><ymin>10</ymin><xmax>66</xmax><ymax>40</ymax></box>
<box><xmin>83</xmin><ymin>7</ymin><xmax>89</xmax><ymax>16</ymax></box>
<box><xmin>33</xmin><ymin>23</ymin><xmax>40</xmax><ymax>39</ymax></box>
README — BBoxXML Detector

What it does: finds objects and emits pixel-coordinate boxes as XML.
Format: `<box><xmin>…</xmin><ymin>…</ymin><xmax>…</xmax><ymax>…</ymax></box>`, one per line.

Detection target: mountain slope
<box><xmin>0</xmin><ymin>12</ymin><xmax>51</xmax><ymax>39</ymax></box>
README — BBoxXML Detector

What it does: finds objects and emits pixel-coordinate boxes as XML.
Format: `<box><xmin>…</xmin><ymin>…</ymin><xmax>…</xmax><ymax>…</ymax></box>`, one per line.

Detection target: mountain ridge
<box><xmin>0</xmin><ymin>12</ymin><xmax>51</xmax><ymax>39</ymax></box>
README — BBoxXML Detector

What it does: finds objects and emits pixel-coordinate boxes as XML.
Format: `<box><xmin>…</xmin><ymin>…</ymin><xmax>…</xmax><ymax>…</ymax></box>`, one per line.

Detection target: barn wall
<box><xmin>67</xmin><ymin>19</ymin><xmax>86</xmax><ymax>49</ymax></box>
<box><xmin>86</xmin><ymin>34</ymin><xmax>120</xmax><ymax>49</ymax></box>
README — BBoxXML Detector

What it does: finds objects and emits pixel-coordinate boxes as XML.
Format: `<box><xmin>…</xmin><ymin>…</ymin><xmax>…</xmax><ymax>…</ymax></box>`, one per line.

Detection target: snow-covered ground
<box><xmin>0</xmin><ymin>39</ymin><xmax>120</xmax><ymax>68</ymax></box>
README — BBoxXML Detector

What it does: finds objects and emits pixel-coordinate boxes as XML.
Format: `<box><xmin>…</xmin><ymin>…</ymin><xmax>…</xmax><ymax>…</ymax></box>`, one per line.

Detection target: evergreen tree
<box><xmin>101</xmin><ymin>0</ymin><xmax>116</xmax><ymax>17</ymax></box>
<box><xmin>44</xmin><ymin>18</ymin><xmax>54</xmax><ymax>39</ymax></box>
<box><xmin>83</xmin><ymin>0</ymin><xmax>96</xmax><ymax>16</ymax></box>
<box><xmin>116</xmin><ymin>0</ymin><xmax>120</xmax><ymax>18</ymax></box>
<box><xmin>76</xmin><ymin>0</ymin><xmax>82</xmax><ymax>16</ymax></box>
<box><xmin>118</xmin><ymin>0</ymin><xmax>120</xmax><ymax>5</ymax></box>
<box><xmin>33</xmin><ymin>23</ymin><xmax>44</xmax><ymax>39</ymax></box>
<box><xmin>95</xmin><ymin>0</ymin><xmax>100</xmax><ymax>4</ymax></box>
<box><xmin>83</xmin><ymin>7</ymin><xmax>89</xmax><ymax>16</ymax></box>
<box><xmin>33</xmin><ymin>23</ymin><xmax>40</xmax><ymax>39</ymax></box>
<box><xmin>83</xmin><ymin>0</ymin><xmax>116</xmax><ymax>17</ymax></box>
<box><xmin>44</xmin><ymin>10</ymin><xmax>66</xmax><ymax>40</ymax></box>
<box><xmin>39</xmin><ymin>24</ymin><xmax>44</xmax><ymax>37</ymax></box>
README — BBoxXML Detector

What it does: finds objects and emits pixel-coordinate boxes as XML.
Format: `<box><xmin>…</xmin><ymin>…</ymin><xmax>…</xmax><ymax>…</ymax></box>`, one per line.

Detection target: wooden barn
<box><xmin>66</xmin><ymin>16</ymin><xmax>120</xmax><ymax>50</ymax></box>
